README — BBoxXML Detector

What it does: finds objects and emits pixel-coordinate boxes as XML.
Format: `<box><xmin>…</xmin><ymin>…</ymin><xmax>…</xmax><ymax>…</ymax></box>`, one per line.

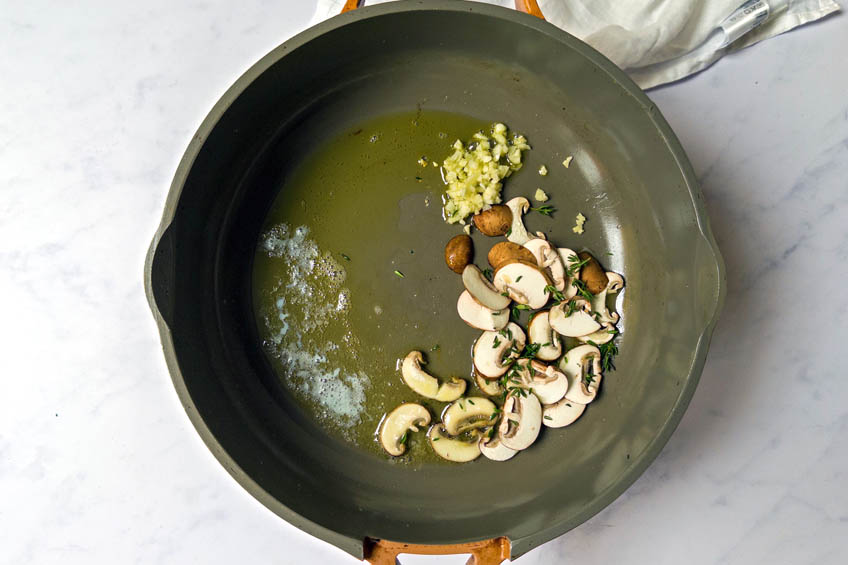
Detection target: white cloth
<box><xmin>310</xmin><ymin>0</ymin><xmax>840</xmax><ymax>89</ymax></box>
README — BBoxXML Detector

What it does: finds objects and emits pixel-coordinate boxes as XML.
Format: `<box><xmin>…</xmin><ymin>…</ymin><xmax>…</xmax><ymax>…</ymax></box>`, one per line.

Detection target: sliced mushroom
<box><xmin>401</xmin><ymin>351</ymin><xmax>467</xmax><ymax>401</ymax></box>
<box><xmin>473</xmin><ymin>322</ymin><xmax>526</xmax><ymax>379</ymax></box>
<box><xmin>549</xmin><ymin>298</ymin><xmax>602</xmax><ymax>337</ymax></box>
<box><xmin>577</xmin><ymin>252</ymin><xmax>609</xmax><ymax>294</ymax></box>
<box><xmin>505</xmin><ymin>197</ymin><xmax>532</xmax><ymax>245</ymax></box>
<box><xmin>556</xmin><ymin>248</ymin><xmax>581</xmax><ymax>300</ymax></box>
<box><xmin>590</xmin><ymin>271</ymin><xmax>625</xmax><ymax>325</ymax></box>
<box><xmin>606</xmin><ymin>271</ymin><xmax>625</xmax><ymax>293</ymax></box>
<box><xmin>457</xmin><ymin>290</ymin><xmax>509</xmax><ymax>332</ymax></box>
<box><xmin>528</xmin><ymin>311</ymin><xmax>562</xmax><ymax>361</ymax></box>
<box><xmin>523</xmin><ymin>360</ymin><xmax>569</xmax><ymax>405</ymax></box>
<box><xmin>479</xmin><ymin>433</ymin><xmax>517</xmax><ymax>461</ymax></box>
<box><xmin>379</xmin><ymin>403</ymin><xmax>431</xmax><ymax>456</ymax></box>
<box><xmin>493</xmin><ymin>262</ymin><xmax>551</xmax><ymax>309</ymax></box>
<box><xmin>462</xmin><ymin>265</ymin><xmax>511</xmax><ymax>310</ymax></box>
<box><xmin>577</xmin><ymin>322</ymin><xmax>617</xmax><ymax>345</ymax></box>
<box><xmin>488</xmin><ymin>241</ymin><xmax>537</xmax><ymax>270</ymax></box>
<box><xmin>473</xmin><ymin>204</ymin><xmax>512</xmax><ymax>236</ymax></box>
<box><xmin>443</xmin><ymin>397</ymin><xmax>498</xmax><ymax>436</ymax></box>
<box><xmin>475</xmin><ymin>371</ymin><xmax>503</xmax><ymax>396</ymax></box>
<box><xmin>542</xmin><ymin>398</ymin><xmax>586</xmax><ymax>428</ymax></box>
<box><xmin>508</xmin><ymin>360</ymin><xmax>567</xmax><ymax>404</ymax></box>
<box><xmin>558</xmin><ymin>344</ymin><xmax>602</xmax><ymax>404</ymax></box>
<box><xmin>498</xmin><ymin>391</ymin><xmax>542</xmax><ymax>451</ymax></box>
<box><xmin>524</xmin><ymin>238</ymin><xmax>567</xmax><ymax>292</ymax></box>
<box><xmin>428</xmin><ymin>424</ymin><xmax>481</xmax><ymax>462</ymax></box>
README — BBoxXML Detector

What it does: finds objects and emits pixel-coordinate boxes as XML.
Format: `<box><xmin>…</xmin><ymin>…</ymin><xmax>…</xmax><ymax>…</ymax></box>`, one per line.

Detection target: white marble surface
<box><xmin>1</xmin><ymin>1</ymin><xmax>847</xmax><ymax>564</ymax></box>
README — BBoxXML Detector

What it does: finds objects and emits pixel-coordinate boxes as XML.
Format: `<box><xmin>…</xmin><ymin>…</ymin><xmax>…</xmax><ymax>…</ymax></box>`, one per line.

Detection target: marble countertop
<box><xmin>2</xmin><ymin>2</ymin><xmax>846</xmax><ymax>563</ymax></box>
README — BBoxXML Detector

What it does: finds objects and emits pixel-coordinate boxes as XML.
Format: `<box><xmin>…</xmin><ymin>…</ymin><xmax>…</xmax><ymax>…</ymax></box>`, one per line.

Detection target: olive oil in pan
<box><xmin>253</xmin><ymin>110</ymin><xmax>492</xmax><ymax>464</ymax></box>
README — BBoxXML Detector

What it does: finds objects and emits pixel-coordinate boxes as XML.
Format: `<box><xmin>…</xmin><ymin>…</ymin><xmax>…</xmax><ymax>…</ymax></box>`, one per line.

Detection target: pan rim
<box><xmin>144</xmin><ymin>0</ymin><xmax>726</xmax><ymax>559</ymax></box>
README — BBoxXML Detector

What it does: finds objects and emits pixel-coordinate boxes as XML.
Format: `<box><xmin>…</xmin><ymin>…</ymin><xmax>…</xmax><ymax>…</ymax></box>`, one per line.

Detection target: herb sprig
<box><xmin>571</xmin><ymin>278</ymin><xmax>594</xmax><ymax>301</ymax></box>
<box><xmin>529</xmin><ymin>205</ymin><xmax>556</xmax><ymax>217</ymax></box>
<box><xmin>565</xmin><ymin>254</ymin><xmax>590</xmax><ymax>276</ymax></box>
<box><xmin>511</xmin><ymin>303</ymin><xmax>531</xmax><ymax>320</ymax></box>
<box><xmin>544</xmin><ymin>284</ymin><xmax>565</xmax><ymax>304</ymax></box>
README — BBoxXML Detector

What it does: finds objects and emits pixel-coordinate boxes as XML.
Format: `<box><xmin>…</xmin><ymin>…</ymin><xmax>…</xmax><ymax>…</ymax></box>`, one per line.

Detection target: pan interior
<box><xmin>159</xmin><ymin>4</ymin><xmax>721</xmax><ymax>556</ymax></box>
<box><xmin>252</xmin><ymin>109</ymin><xmax>501</xmax><ymax>464</ymax></box>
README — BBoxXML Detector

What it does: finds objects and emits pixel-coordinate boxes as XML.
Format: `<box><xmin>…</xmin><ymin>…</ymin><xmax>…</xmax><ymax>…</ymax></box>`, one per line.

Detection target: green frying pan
<box><xmin>144</xmin><ymin>1</ymin><xmax>725</xmax><ymax>562</ymax></box>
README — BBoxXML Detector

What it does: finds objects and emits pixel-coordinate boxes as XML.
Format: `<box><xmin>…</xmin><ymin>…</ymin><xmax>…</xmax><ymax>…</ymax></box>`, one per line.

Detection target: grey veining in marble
<box><xmin>1</xmin><ymin>2</ymin><xmax>846</xmax><ymax>564</ymax></box>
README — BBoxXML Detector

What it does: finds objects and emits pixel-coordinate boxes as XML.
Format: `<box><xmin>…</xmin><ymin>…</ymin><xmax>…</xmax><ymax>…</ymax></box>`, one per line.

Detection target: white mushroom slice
<box><xmin>524</xmin><ymin>360</ymin><xmax>568</xmax><ymax>404</ymax></box>
<box><xmin>523</xmin><ymin>239</ymin><xmax>567</xmax><ymax>291</ymax></box>
<box><xmin>428</xmin><ymin>425</ymin><xmax>481</xmax><ymax>463</ymax></box>
<box><xmin>591</xmin><ymin>272</ymin><xmax>625</xmax><ymax>325</ymax></box>
<box><xmin>498</xmin><ymin>391</ymin><xmax>542</xmax><ymax>451</ymax></box>
<box><xmin>577</xmin><ymin>323</ymin><xmax>617</xmax><ymax>345</ymax></box>
<box><xmin>528</xmin><ymin>311</ymin><xmax>562</xmax><ymax>361</ymax></box>
<box><xmin>606</xmin><ymin>271</ymin><xmax>625</xmax><ymax>292</ymax></box>
<box><xmin>505</xmin><ymin>197</ymin><xmax>532</xmax><ymax>245</ymax></box>
<box><xmin>401</xmin><ymin>351</ymin><xmax>467</xmax><ymax>401</ymax></box>
<box><xmin>475</xmin><ymin>372</ymin><xmax>502</xmax><ymax>396</ymax></box>
<box><xmin>558</xmin><ymin>344</ymin><xmax>602</xmax><ymax>404</ymax></box>
<box><xmin>508</xmin><ymin>360</ymin><xmax>567</xmax><ymax>404</ymax></box>
<box><xmin>542</xmin><ymin>398</ymin><xmax>586</xmax><ymax>428</ymax></box>
<box><xmin>443</xmin><ymin>397</ymin><xmax>498</xmax><ymax>436</ymax></box>
<box><xmin>472</xmin><ymin>322</ymin><xmax>526</xmax><ymax>378</ymax></box>
<box><xmin>462</xmin><ymin>265</ymin><xmax>511</xmax><ymax>310</ymax></box>
<box><xmin>549</xmin><ymin>298</ymin><xmax>602</xmax><ymax>337</ymax></box>
<box><xmin>457</xmin><ymin>290</ymin><xmax>509</xmax><ymax>332</ymax></box>
<box><xmin>493</xmin><ymin>262</ymin><xmax>551</xmax><ymax>309</ymax></box>
<box><xmin>556</xmin><ymin>248</ymin><xmax>581</xmax><ymax>300</ymax></box>
<box><xmin>379</xmin><ymin>403</ymin><xmax>431</xmax><ymax>456</ymax></box>
<box><xmin>479</xmin><ymin>433</ymin><xmax>517</xmax><ymax>461</ymax></box>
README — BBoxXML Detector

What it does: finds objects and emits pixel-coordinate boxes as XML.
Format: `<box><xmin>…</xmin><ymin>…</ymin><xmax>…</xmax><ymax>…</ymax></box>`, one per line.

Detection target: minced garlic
<box><xmin>534</xmin><ymin>188</ymin><xmax>549</xmax><ymax>202</ymax></box>
<box><xmin>562</xmin><ymin>156</ymin><xmax>573</xmax><ymax>168</ymax></box>
<box><xmin>441</xmin><ymin>123</ymin><xmax>530</xmax><ymax>224</ymax></box>
<box><xmin>572</xmin><ymin>212</ymin><xmax>586</xmax><ymax>234</ymax></box>
<box><xmin>538</xmin><ymin>165</ymin><xmax>548</xmax><ymax>176</ymax></box>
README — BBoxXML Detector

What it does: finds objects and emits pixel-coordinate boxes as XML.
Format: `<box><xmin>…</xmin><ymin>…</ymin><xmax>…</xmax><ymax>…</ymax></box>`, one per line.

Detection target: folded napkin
<box><xmin>311</xmin><ymin>0</ymin><xmax>840</xmax><ymax>88</ymax></box>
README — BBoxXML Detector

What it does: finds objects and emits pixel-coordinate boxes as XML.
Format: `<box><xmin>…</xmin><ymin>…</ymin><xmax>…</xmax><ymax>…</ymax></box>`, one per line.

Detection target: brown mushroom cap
<box><xmin>577</xmin><ymin>251</ymin><xmax>609</xmax><ymax>294</ymax></box>
<box><xmin>445</xmin><ymin>234</ymin><xmax>473</xmax><ymax>274</ymax></box>
<box><xmin>473</xmin><ymin>205</ymin><xmax>512</xmax><ymax>236</ymax></box>
<box><xmin>488</xmin><ymin>241</ymin><xmax>537</xmax><ymax>270</ymax></box>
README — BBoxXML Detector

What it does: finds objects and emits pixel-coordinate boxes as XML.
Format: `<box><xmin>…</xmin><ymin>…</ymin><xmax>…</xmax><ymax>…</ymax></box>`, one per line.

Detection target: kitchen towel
<box><xmin>310</xmin><ymin>0</ymin><xmax>840</xmax><ymax>89</ymax></box>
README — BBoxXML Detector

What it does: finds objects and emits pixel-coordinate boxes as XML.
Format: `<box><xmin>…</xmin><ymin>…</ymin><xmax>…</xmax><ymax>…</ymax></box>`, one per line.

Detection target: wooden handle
<box><xmin>340</xmin><ymin>0</ymin><xmax>362</xmax><ymax>12</ymax></box>
<box><xmin>341</xmin><ymin>0</ymin><xmax>545</xmax><ymax>20</ymax></box>
<box><xmin>364</xmin><ymin>538</ymin><xmax>510</xmax><ymax>565</ymax></box>
<box><xmin>514</xmin><ymin>0</ymin><xmax>545</xmax><ymax>19</ymax></box>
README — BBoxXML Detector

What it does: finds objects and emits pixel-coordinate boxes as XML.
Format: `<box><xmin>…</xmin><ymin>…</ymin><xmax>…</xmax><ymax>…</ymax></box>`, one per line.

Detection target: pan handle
<box><xmin>364</xmin><ymin>538</ymin><xmax>510</xmax><ymax>565</ymax></box>
<box><xmin>341</xmin><ymin>0</ymin><xmax>545</xmax><ymax>20</ymax></box>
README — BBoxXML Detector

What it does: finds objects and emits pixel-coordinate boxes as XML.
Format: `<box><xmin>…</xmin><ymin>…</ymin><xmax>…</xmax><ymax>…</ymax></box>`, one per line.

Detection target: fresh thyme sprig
<box><xmin>529</xmin><ymin>205</ymin><xmax>556</xmax><ymax>217</ymax></box>
<box><xmin>544</xmin><ymin>284</ymin><xmax>566</xmax><ymax>304</ymax></box>
<box><xmin>511</xmin><ymin>303</ymin><xmax>531</xmax><ymax>320</ymax></box>
<box><xmin>571</xmin><ymin>278</ymin><xmax>594</xmax><ymax>301</ymax></box>
<box><xmin>565</xmin><ymin>254</ymin><xmax>590</xmax><ymax>276</ymax></box>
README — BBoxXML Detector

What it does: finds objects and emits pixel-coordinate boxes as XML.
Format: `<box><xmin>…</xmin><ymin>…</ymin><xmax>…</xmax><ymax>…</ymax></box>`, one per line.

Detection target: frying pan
<box><xmin>144</xmin><ymin>1</ymin><xmax>725</xmax><ymax>562</ymax></box>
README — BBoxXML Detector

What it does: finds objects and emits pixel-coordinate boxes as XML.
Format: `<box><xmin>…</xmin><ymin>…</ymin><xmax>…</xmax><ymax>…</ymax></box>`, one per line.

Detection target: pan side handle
<box><xmin>364</xmin><ymin>538</ymin><xmax>510</xmax><ymax>565</ymax></box>
<box><xmin>341</xmin><ymin>0</ymin><xmax>546</xmax><ymax>20</ymax></box>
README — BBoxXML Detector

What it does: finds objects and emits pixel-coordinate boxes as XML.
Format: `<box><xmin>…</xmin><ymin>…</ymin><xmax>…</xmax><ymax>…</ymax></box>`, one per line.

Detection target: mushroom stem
<box><xmin>505</xmin><ymin>197</ymin><xmax>532</xmax><ymax>245</ymax></box>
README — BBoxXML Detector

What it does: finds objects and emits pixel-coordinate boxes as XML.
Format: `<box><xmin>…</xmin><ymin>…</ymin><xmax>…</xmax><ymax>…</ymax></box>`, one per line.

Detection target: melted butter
<box><xmin>259</xmin><ymin>223</ymin><xmax>369</xmax><ymax>429</ymax></box>
<box><xmin>253</xmin><ymin>110</ymin><xmax>493</xmax><ymax>463</ymax></box>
